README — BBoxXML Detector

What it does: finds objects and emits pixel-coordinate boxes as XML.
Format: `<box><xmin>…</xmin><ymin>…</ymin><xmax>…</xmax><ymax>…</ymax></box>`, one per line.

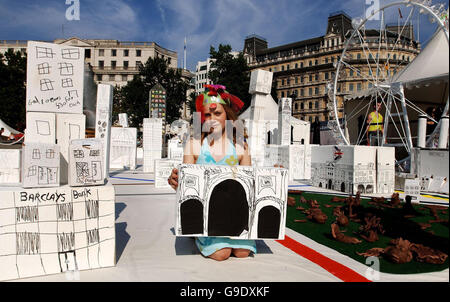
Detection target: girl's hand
<box><xmin>168</xmin><ymin>168</ymin><xmax>179</xmax><ymax>190</ymax></box>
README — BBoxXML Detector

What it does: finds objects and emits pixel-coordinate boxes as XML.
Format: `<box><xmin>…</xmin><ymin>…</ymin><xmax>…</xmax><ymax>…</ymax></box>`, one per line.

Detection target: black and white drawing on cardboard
<box><xmin>22</xmin><ymin>143</ymin><xmax>60</xmax><ymax>188</ymax></box>
<box><xmin>175</xmin><ymin>164</ymin><xmax>288</xmax><ymax>240</ymax></box>
<box><xmin>0</xmin><ymin>185</ymin><xmax>116</xmax><ymax>281</ymax></box>
<box><xmin>68</xmin><ymin>139</ymin><xmax>104</xmax><ymax>187</ymax></box>
<box><xmin>26</xmin><ymin>41</ymin><xmax>84</xmax><ymax>114</ymax></box>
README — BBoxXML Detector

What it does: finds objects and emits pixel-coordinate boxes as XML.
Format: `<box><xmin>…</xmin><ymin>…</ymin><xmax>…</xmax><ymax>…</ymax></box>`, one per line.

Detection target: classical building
<box><xmin>0</xmin><ymin>37</ymin><xmax>178</xmax><ymax>87</ymax></box>
<box><xmin>194</xmin><ymin>51</ymin><xmax>240</xmax><ymax>95</ymax></box>
<box><xmin>243</xmin><ymin>12</ymin><xmax>421</xmax><ymax>123</ymax></box>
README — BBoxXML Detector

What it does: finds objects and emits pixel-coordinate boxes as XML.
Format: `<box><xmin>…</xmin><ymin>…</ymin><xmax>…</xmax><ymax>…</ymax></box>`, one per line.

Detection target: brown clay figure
<box><xmin>307</xmin><ymin>199</ymin><xmax>320</xmax><ymax>208</ymax></box>
<box><xmin>411</xmin><ymin>244</ymin><xmax>448</xmax><ymax>265</ymax></box>
<box><xmin>288</xmin><ymin>196</ymin><xmax>296</xmax><ymax>207</ymax></box>
<box><xmin>359</xmin><ymin>215</ymin><xmax>385</xmax><ymax>242</ymax></box>
<box><xmin>390</xmin><ymin>192</ymin><xmax>401</xmax><ymax>207</ymax></box>
<box><xmin>384</xmin><ymin>238</ymin><xmax>413</xmax><ymax>264</ymax></box>
<box><xmin>330</xmin><ymin>196</ymin><xmax>347</xmax><ymax>203</ymax></box>
<box><xmin>331</xmin><ymin>223</ymin><xmax>362</xmax><ymax>244</ymax></box>
<box><xmin>356</xmin><ymin>248</ymin><xmax>385</xmax><ymax>257</ymax></box>
<box><xmin>299</xmin><ymin>196</ymin><xmax>307</xmax><ymax>204</ymax></box>
<box><xmin>306</xmin><ymin>208</ymin><xmax>328</xmax><ymax>224</ymax></box>
<box><xmin>333</xmin><ymin>207</ymin><xmax>349</xmax><ymax>227</ymax></box>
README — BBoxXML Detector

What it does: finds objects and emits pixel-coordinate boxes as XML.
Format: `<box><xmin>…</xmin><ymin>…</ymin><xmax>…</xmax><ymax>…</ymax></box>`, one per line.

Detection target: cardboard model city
<box><xmin>0</xmin><ymin>42</ymin><xmax>115</xmax><ymax>281</ymax></box>
<box><xmin>175</xmin><ymin>164</ymin><xmax>288</xmax><ymax>240</ymax></box>
<box><xmin>240</xmin><ymin>69</ymin><xmax>311</xmax><ymax>169</ymax></box>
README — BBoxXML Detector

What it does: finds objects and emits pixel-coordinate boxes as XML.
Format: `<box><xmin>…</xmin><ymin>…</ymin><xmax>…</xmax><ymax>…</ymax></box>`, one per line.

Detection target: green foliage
<box><xmin>208</xmin><ymin>44</ymin><xmax>251</xmax><ymax>112</ymax></box>
<box><xmin>113</xmin><ymin>56</ymin><xmax>188</xmax><ymax>128</ymax></box>
<box><xmin>0</xmin><ymin>49</ymin><xmax>26</xmax><ymax>130</ymax></box>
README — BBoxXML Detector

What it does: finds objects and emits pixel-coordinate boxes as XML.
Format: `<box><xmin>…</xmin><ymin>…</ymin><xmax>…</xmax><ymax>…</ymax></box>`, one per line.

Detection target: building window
<box><xmin>97</xmin><ymin>74</ymin><xmax>102</xmax><ymax>81</ymax></box>
<box><xmin>300</xmin><ymin>89</ymin><xmax>304</xmax><ymax>96</ymax></box>
<box><xmin>109</xmin><ymin>74</ymin><xmax>115</xmax><ymax>81</ymax></box>
<box><xmin>168</xmin><ymin>58</ymin><xmax>172</xmax><ymax>64</ymax></box>
<box><xmin>309</xmin><ymin>75</ymin><xmax>313</xmax><ymax>82</ymax></box>
<box><xmin>287</xmin><ymin>65</ymin><xmax>290</xmax><ymax>70</ymax></box>
<box><xmin>315</xmin><ymin>87</ymin><xmax>319</xmax><ymax>95</ymax></box>
<box><xmin>301</xmin><ymin>102</ymin><xmax>304</xmax><ymax>109</ymax></box>
<box><xmin>281</xmin><ymin>91</ymin><xmax>285</xmax><ymax>97</ymax></box>
<box><xmin>315</xmin><ymin>101</ymin><xmax>319</xmax><ymax>109</ymax></box>
<box><xmin>315</xmin><ymin>74</ymin><xmax>319</xmax><ymax>81</ymax></box>
<box><xmin>124</xmin><ymin>49</ymin><xmax>129</xmax><ymax>57</ymax></box>
<box><xmin>309</xmin><ymin>61</ymin><xmax>312</xmax><ymax>67</ymax></box>
<box><xmin>99</xmin><ymin>49</ymin><xmax>104</xmax><ymax>56</ymax></box>
<box><xmin>123</xmin><ymin>61</ymin><xmax>129</xmax><ymax>69</ymax></box>
<box><xmin>122</xmin><ymin>74</ymin><xmax>128</xmax><ymax>81</ymax></box>
<box><xmin>295</xmin><ymin>63</ymin><xmax>298</xmax><ymax>69</ymax></box>
<box><xmin>300</xmin><ymin>62</ymin><xmax>304</xmax><ymax>68</ymax></box>
<box><xmin>357</xmin><ymin>83</ymin><xmax>362</xmax><ymax>91</ymax></box>
<box><xmin>111</xmin><ymin>49</ymin><xmax>117</xmax><ymax>56</ymax></box>
<box><xmin>281</xmin><ymin>65</ymin><xmax>285</xmax><ymax>71</ymax></box>
<box><xmin>85</xmin><ymin>49</ymin><xmax>91</xmax><ymax>58</ymax></box>
<box><xmin>315</xmin><ymin>59</ymin><xmax>318</xmax><ymax>65</ymax></box>
<box><xmin>136</xmin><ymin>49</ymin><xmax>142</xmax><ymax>57</ymax></box>
<box><xmin>349</xmin><ymin>83</ymin><xmax>354</xmax><ymax>91</ymax></box>
<box><xmin>111</xmin><ymin>61</ymin><xmax>116</xmax><ymax>69</ymax></box>
<box><xmin>325</xmin><ymin>58</ymin><xmax>328</xmax><ymax>64</ymax></box>
<box><xmin>325</xmin><ymin>72</ymin><xmax>329</xmax><ymax>80</ymax></box>
<box><xmin>136</xmin><ymin>61</ymin><xmax>142</xmax><ymax>68</ymax></box>
<box><xmin>282</xmin><ymin>79</ymin><xmax>285</xmax><ymax>86</ymax></box>
<box><xmin>98</xmin><ymin>60</ymin><xmax>104</xmax><ymax>69</ymax></box>
<box><xmin>309</xmin><ymin>88</ymin><xmax>313</xmax><ymax>96</ymax></box>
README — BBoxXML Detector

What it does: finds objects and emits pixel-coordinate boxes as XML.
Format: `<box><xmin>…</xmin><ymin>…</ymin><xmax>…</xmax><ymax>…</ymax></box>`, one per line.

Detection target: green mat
<box><xmin>286</xmin><ymin>192</ymin><xmax>449</xmax><ymax>275</ymax></box>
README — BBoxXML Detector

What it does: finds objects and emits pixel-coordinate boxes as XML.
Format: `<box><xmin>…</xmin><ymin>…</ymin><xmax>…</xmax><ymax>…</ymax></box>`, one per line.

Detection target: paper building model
<box><xmin>143</xmin><ymin>118</ymin><xmax>163</xmax><ymax>173</ymax></box>
<box><xmin>56</xmin><ymin>113</ymin><xmax>86</xmax><ymax>184</ymax></box>
<box><xmin>310</xmin><ymin>145</ymin><xmax>395</xmax><ymax>194</ymax></box>
<box><xmin>0</xmin><ymin>149</ymin><xmax>21</xmax><ymax>185</ymax></box>
<box><xmin>110</xmin><ymin>127</ymin><xmax>137</xmax><ymax>170</ymax></box>
<box><xmin>0</xmin><ymin>184</ymin><xmax>115</xmax><ymax>281</ymax></box>
<box><xmin>175</xmin><ymin>164</ymin><xmax>288</xmax><ymax>240</ymax></box>
<box><xmin>68</xmin><ymin>139</ymin><xmax>105</xmax><ymax>187</ymax></box>
<box><xmin>264</xmin><ymin>144</ymin><xmax>311</xmax><ymax>180</ymax></box>
<box><xmin>95</xmin><ymin>84</ymin><xmax>113</xmax><ymax>179</ymax></box>
<box><xmin>154</xmin><ymin>159</ymin><xmax>182</xmax><ymax>188</ymax></box>
<box><xmin>26</xmin><ymin>41</ymin><xmax>84</xmax><ymax>114</ymax></box>
<box><xmin>22</xmin><ymin>143</ymin><xmax>60</xmax><ymax>188</ymax></box>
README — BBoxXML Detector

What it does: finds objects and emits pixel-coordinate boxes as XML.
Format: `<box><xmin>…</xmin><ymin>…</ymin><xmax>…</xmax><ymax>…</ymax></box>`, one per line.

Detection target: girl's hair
<box><xmin>200</xmin><ymin>103</ymin><xmax>248</xmax><ymax>146</ymax></box>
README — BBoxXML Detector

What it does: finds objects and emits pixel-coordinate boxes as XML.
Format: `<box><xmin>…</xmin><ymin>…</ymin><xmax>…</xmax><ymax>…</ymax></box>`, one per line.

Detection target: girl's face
<box><xmin>203</xmin><ymin>103</ymin><xmax>227</xmax><ymax>133</ymax></box>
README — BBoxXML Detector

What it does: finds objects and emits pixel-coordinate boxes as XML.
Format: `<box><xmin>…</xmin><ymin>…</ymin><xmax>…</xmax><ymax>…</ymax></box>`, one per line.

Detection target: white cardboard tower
<box><xmin>110</xmin><ymin>127</ymin><xmax>137</xmax><ymax>170</ymax></box>
<box><xmin>95</xmin><ymin>84</ymin><xmax>113</xmax><ymax>178</ymax></box>
<box><xmin>26</xmin><ymin>41</ymin><xmax>84</xmax><ymax>114</ymax></box>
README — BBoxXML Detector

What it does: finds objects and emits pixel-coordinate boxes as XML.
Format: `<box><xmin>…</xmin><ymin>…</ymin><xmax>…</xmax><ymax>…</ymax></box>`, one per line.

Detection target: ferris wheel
<box><xmin>329</xmin><ymin>0</ymin><xmax>449</xmax><ymax>168</ymax></box>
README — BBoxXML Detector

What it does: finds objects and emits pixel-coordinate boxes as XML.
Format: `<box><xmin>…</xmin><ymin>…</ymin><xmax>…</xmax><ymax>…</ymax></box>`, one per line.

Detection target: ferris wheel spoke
<box><xmin>384</xmin><ymin>6</ymin><xmax>416</xmax><ymax>75</ymax></box>
<box><xmin>355</xmin><ymin>30</ymin><xmax>378</xmax><ymax>84</ymax></box>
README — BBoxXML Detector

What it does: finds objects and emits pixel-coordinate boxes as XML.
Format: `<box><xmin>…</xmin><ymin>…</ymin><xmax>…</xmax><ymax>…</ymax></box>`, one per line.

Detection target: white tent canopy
<box><xmin>391</xmin><ymin>28</ymin><xmax>449</xmax><ymax>88</ymax></box>
<box><xmin>0</xmin><ymin>118</ymin><xmax>20</xmax><ymax>137</ymax></box>
<box><xmin>345</xmin><ymin>27</ymin><xmax>449</xmax><ymax>101</ymax></box>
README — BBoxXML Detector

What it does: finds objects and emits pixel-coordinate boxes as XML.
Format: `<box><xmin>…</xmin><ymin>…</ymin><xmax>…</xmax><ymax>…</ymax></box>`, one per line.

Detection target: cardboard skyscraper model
<box><xmin>95</xmin><ymin>84</ymin><xmax>113</xmax><ymax>179</ymax></box>
<box><xmin>143</xmin><ymin>118</ymin><xmax>163</xmax><ymax>172</ymax></box>
<box><xmin>175</xmin><ymin>164</ymin><xmax>288</xmax><ymax>240</ymax></box>
<box><xmin>26</xmin><ymin>41</ymin><xmax>84</xmax><ymax>114</ymax></box>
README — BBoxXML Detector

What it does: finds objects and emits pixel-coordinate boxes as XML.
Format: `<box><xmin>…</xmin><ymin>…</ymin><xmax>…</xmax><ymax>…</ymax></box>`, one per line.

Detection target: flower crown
<box><xmin>195</xmin><ymin>84</ymin><xmax>244</xmax><ymax>122</ymax></box>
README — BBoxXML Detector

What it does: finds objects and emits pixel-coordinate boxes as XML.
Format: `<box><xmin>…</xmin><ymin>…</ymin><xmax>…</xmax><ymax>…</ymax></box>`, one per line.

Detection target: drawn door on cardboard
<box><xmin>207</xmin><ymin>179</ymin><xmax>249</xmax><ymax>237</ymax></box>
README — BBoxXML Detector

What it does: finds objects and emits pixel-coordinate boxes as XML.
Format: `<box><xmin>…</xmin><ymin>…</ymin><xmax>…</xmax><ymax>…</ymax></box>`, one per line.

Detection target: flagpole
<box><xmin>184</xmin><ymin>37</ymin><xmax>187</xmax><ymax>70</ymax></box>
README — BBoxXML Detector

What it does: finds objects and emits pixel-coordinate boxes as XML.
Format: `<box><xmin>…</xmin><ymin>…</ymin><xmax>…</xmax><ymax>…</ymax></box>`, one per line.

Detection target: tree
<box><xmin>0</xmin><ymin>49</ymin><xmax>26</xmax><ymax>130</ymax></box>
<box><xmin>208</xmin><ymin>44</ymin><xmax>251</xmax><ymax>112</ymax></box>
<box><xmin>112</xmin><ymin>56</ymin><xmax>188</xmax><ymax>128</ymax></box>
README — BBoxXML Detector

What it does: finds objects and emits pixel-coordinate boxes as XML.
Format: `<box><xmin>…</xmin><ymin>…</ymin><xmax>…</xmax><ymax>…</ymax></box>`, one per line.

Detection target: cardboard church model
<box><xmin>0</xmin><ymin>41</ymin><xmax>115</xmax><ymax>281</ymax></box>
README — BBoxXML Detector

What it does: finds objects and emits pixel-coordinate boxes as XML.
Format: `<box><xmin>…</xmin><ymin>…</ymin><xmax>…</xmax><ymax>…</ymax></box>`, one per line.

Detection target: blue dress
<box><xmin>195</xmin><ymin>138</ymin><xmax>257</xmax><ymax>257</ymax></box>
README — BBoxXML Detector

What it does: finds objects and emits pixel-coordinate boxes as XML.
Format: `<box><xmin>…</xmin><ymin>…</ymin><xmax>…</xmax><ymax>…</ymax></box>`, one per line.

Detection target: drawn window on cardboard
<box><xmin>36</xmin><ymin>46</ymin><xmax>55</xmax><ymax>59</ymax></box>
<box><xmin>40</xmin><ymin>79</ymin><xmax>54</xmax><ymax>91</ymax></box>
<box><xmin>69</xmin><ymin>139</ymin><xmax>104</xmax><ymax>186</ymax></box>
<box><xmin>61</xmin><ymin>48</ymin><xmax>80</xmax><ymax>60</ymax></box>
<box><xmin>37</xmin><ymin>62</ymin><xmax>51</xmax><ymax>75</ymax></box>
<box><xmin>61</xmin><ymin>78</ymin><xmax>74</xmax><ymax>88</ymax></box>
<box><xmin>58</xmin><ymin>62</ymin><xmax>74</xmax><ymax>76</ymax></box>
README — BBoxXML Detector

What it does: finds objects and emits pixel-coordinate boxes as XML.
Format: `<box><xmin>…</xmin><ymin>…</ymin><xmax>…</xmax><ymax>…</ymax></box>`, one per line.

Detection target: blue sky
<box><xmin>0</xmin><ymin>0</ymin><xmax>446</xmax><ymax>71</ymax></box>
